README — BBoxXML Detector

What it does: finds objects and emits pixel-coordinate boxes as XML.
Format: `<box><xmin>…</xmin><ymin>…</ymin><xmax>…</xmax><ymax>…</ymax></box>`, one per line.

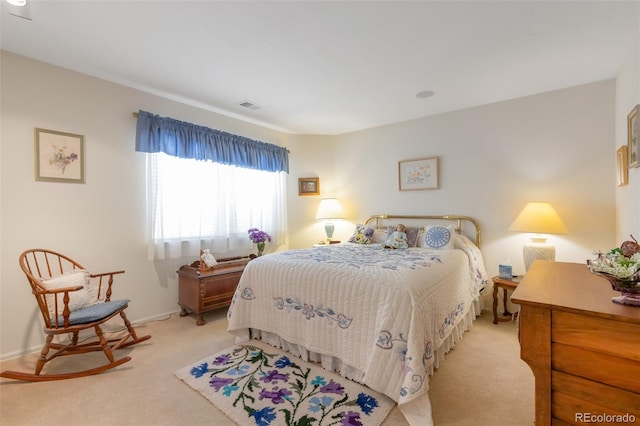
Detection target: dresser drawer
<box><xmin>552</xmin><ymin>311</ymin><xmax>640</xmax><ymax>361</ymax></box>
<box><xmin>552</xmin><ymin>342</ymin><xmax>640</xmax><ymax>393</ymax></box>
<box><xmin>551</xmin><ymin>370</ymin><xmax>640</xmax><ymax>423</ymax></box>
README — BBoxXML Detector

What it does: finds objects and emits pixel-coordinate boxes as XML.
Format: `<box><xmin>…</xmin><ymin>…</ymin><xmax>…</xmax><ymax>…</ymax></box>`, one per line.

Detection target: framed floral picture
<box><xmin>35</xmin><ymin>128</ymin><xmax>85</xmax><ymax>183</ymax></box>
<box><xmin>398</xmin><ymin>157</ymin><xmax>439</xmax><ymax>190</ymax></box>
<box><xmin>298</xmin><ymin>177</ymin><xmax>319</xmax><ymax>196</ymax></box>
<box><xmin>628</xmin><ymin>104</ymin><xmax>639</xmax><ymax>168</ymax></box>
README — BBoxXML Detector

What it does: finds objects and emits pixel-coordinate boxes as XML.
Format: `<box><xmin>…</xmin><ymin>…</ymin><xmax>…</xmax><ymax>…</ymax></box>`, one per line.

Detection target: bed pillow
<box><xmin>454</xmin><ymin>234</ymin><xmax>489</xmax><ymax>290</ymax></box>
<box><xmin>371</xmin><ymin>228</ymin><xmax>388</xmax><ymax>244</ymax></box>
<box><xmin>423</xmin><ymin>224</ymin><xmax>456</xmax><ymax>250</ymax></box>
<box><xmin>385</xmin><ymin>226</ymin><xmax>420</xmax><ymax>247</ymax></box>
<box><xmin>40</xmin><ymin>270</ymin><xmax>92</xmax><ymax>318</ymax></box>
<box><xmin>348</xmin><ymin>224</ymin><xmax>376</xmax><ymax>244</ymax></box>
<box><xmin>453</xmin><ymin>233</ymin><xmax>476</xmax><ymax>250</ymax></box>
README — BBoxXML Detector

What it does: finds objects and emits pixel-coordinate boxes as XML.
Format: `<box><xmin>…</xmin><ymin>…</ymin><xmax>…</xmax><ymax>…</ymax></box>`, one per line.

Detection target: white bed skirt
<box><xmin>234</xmin><ymin>296</ymin><xmax>483</xmax><ymax>425</ymax></box>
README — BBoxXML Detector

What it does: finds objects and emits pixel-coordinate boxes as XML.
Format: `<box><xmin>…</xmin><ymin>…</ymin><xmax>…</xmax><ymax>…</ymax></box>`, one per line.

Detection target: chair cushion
<box><xmin>51</xmin><ymin>299</ymin><xmax>130</xmax><ymax>326</ymax></box>
<box><xmin>41</xmin><ymin>271</ymin><xmax>92</xmax><ymax>318</ymax></box>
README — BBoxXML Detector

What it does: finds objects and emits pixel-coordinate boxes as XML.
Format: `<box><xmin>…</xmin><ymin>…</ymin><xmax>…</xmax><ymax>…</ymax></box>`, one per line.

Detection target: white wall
<box><xmin>327</xmin><ymin>82</ymin><xmax>617</xmax><ymax>278</ymax></box>
<box><xmin>0</xmin><ymin>51</ymin><xmax>290</xmax><ymax>359</ymax></box>
<box><xmin>0</xmin><ymin>49</ymin><xmax>626</xmax><ymax>360</ymax></box>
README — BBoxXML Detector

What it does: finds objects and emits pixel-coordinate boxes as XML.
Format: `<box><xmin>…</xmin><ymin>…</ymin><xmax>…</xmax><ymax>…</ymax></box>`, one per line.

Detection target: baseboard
<box><xmin>0</xmin><ymin>309</ymin><xmax>182</xmax><ymax>362</ymax></box>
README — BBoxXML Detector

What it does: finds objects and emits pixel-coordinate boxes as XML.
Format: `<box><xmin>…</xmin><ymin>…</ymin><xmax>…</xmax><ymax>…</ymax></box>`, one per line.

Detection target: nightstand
<box><xmin>492</xmin><ymin>275</ymin><xmax>522</xmax><ymax>324</ymax></box>
<box><xmin>313</xmin><ymin>241</ymin><xmax>341</xmax><ymax>247</ymax></box>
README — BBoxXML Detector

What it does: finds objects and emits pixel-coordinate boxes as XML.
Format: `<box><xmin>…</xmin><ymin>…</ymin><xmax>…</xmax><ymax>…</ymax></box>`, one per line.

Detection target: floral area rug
<box><xmin>175</xmin><ymin>341</ymin><xmax>394</xmax><ymax>426</ymax></box>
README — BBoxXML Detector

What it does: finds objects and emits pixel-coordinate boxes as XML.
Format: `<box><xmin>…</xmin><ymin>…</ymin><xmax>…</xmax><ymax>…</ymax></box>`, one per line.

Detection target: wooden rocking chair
<box><xmin>0</xmin><ymin>249</ymin><xmax>151</xmax><ymax>381</ymax></box>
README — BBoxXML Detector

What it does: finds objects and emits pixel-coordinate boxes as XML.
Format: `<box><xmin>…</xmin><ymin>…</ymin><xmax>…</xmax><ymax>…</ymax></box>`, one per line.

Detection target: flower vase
<box><xmin>257</xmin><ymin>242</ymin><xmax>265</xmax><ymax>257</ymax></box>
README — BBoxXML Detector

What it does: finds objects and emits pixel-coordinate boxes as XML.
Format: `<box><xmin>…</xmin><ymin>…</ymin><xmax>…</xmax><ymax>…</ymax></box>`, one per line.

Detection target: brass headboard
<box><xmin>364</xmin><ymin>214</ymin><xmax>482</xmax><ymax>247</ymax></box>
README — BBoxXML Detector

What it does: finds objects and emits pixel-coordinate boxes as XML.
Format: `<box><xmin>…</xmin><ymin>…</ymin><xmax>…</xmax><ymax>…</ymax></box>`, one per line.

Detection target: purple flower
<box><xmin>213</xmin><ymin>354</ymin><xmax>231</xmax><ymax>365</ymax></box>
<box><xmin>258</xmin><ymin>387</ymin><xmax>292</xmax><ymax>404</ymax></box>
<box><xmin>248</xmin><ymin>228</ymin><xmax>272</xmax><ymax>244</ymax></box>
<box><xmin>302</xmin><ymin>304</ymin><xmax>315</xmax><ymax>320</ymax></box>
<box><xmin>209</xmin><ymin>376</ymin><xmax>233</xmax><ymax>392</ymax></box>
<box><xmin>339</xmin><ymin>410</ymin><xmax>363</xmax><ymax>426</ymax></box>
<box><xmin>320</xmin><ymin>379</ymin><xmax>345</xmax><ymax>395</ymax></box>
<box><xmin>261</xmin><ymin>369</ymin><xmax>289</xmax><ymax>384</ymax></box>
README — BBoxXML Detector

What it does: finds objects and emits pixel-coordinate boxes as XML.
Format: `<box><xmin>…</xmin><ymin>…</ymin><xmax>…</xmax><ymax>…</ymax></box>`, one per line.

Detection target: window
<box><xmin>135</xmin><ymin>110</ymin><xmax>289</xmax><ymax>261</ymax></box>
<box><xmin>145</xmin><ymin>153</ymin><xmax>287</xmax><ymax>260</ymax></box>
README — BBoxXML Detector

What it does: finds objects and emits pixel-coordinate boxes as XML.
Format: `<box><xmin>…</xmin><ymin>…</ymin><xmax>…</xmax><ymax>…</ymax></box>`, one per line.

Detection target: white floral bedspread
<box><xmin>227</xmin><ymin>240</ymin><xmax>487</xmax><ymax>423</ymax></box>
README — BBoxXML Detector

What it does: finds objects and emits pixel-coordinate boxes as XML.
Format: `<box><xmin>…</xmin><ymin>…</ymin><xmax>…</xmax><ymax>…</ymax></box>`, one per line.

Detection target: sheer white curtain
<box><xmin>146</xmin><ymin>153</ymin><xmax>287</xmax><ymax>260</ymax></box>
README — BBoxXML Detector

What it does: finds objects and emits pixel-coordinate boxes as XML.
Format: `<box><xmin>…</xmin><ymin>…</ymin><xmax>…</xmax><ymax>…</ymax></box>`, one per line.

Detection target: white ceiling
<box><xmin>2</xmin><ymin>1</ymin><xmax>639</xmax><ymax>135</ymax></box>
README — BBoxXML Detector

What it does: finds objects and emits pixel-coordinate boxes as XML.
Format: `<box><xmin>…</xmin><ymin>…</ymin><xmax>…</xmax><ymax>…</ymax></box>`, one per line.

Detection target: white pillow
<box><xmin>371</xmin><ymin>228</ymin><xmax>388</xmax><ymax>244</ymax></box>
<box><xmin>41</xmin><ymin>271</ymin><xmax>92</xmax><ymax>318</ymax></box>
<box><xmin>423</xmin><ymin>224</ymin><xmax>456</xmax><ymax>250</ymax></box>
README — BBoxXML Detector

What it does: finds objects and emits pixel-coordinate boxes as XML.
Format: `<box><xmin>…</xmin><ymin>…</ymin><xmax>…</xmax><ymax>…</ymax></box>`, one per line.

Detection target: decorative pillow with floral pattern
<box><xmin>348</xmin><ymin>224</ymin><xmax>375</xmax><ymax>244</ymax></box>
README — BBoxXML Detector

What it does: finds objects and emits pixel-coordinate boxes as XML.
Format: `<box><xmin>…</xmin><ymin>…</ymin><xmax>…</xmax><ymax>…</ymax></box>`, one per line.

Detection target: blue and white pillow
<box><xmin>423</xmin><ymin>225</ymin><xmax>455</xmax><ymax>250</ymax></box>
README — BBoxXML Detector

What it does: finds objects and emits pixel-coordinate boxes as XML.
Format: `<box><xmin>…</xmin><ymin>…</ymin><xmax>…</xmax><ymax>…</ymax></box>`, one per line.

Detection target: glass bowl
<box><xmin>587</xmin><ymin>265</ymin><xmax>640</xmax><ymax>306</ymax></box>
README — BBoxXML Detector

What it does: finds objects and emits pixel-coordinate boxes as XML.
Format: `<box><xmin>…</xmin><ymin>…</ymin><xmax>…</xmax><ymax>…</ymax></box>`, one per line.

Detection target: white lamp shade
<box><xmin>315</xmin><ymin>198</ymin><xmax>343</xmax><ymax>241</ymax></box>
<box><xmin>315</xmin><ymin>198</ymin><xmax>344</xmax><ymax>220</ymax></box>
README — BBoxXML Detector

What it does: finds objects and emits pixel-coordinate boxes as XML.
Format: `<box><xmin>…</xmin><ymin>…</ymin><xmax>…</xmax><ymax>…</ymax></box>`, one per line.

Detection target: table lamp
<box><xmin>315</xmin><ymin>198</ymin><xmax>344</xmax><ymax>243</ymax></box>
<box><xmin>508</xmin><ymin>202</ymin><xmax>568</xmax><ymax>271</ymax></box>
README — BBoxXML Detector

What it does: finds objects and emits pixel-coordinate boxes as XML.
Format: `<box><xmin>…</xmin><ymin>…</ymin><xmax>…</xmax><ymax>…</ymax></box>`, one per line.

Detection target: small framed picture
<box><xmin>628</xmin><ymin>104</ymin><xmax>639</xmax><ymax>168</ymax></box>
<box><xmin>35</xmin><ymin>128</ymin><xmax>85</xmax><ymax>183</ymax></box>
<box><xmin>617</xmin><ymin>145</ymin><xmax>628</xmax><ymax>186</ymax></box>
<box><xmin>298</xmin><ymin>177</ymin><xmax>319</xmax><ymax>196</ymax></box>
<box><xmin>398</xmin><ymin>157</ymin><xmax>439</xmax><ymax>191</ymax></box>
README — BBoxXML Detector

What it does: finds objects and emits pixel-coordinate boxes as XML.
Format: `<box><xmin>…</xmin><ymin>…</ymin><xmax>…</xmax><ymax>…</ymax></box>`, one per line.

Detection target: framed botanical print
<box><xmin>398</xmin><ymin>157</ymin><xmax>439</xmax><ymax>190</ymax></box>
<box><xmin>35</xmin><ymin>128</ymin><xmax>85</xmax><ymax>183</ymax></box>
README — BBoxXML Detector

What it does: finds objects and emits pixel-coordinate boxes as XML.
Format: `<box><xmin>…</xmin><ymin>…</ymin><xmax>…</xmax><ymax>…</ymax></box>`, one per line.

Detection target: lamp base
<box><xmin>523</xmin><ymin>241</ymin><xmax>555</xmax><ymax>271</ymax></box>
<box><xmin>324</xmin><ymin>221</ymin><xmax>335</xmax><ymax>242</ymax></box>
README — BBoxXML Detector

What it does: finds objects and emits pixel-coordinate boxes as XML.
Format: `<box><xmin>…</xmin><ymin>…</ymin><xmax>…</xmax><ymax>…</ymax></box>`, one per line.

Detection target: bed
<box><xmin>227</xmin><ymin>215</ymin><xmax>488</xmax><ymax>425</ymax></box>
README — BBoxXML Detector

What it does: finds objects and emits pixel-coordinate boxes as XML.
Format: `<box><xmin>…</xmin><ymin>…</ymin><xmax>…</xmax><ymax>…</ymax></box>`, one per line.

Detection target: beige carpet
<box><xmin>0</xmin><ymin>309</ymin><xmax>534</xmax><ymax>425</ymax></box>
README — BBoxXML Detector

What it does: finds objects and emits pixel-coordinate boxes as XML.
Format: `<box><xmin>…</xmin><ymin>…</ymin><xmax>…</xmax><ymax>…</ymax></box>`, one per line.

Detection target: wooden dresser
<box><xmin>512</xmin><ymin>261</ymin><xmax>640</xmax><ymax>425</ymax></box>
<box><xmin>178</xmin><ymin>257</ymin><xmax>252</xmax><ymax>325</ymax></box>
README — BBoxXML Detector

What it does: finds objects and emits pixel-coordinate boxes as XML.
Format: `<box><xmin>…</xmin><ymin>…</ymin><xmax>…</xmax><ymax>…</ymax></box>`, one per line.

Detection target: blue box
<box><xmin>498</xmin><ymin>264</ymin><xmax>512</xmax><ymax>279</ymax></box>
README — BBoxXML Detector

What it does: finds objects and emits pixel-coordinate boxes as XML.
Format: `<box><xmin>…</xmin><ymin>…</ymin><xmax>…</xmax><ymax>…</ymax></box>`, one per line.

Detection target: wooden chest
<box><xmin>177</xmin><ymin>257</ymin><xmax>252</xmax><ymax>325</ymax></box>
<box><xmin>512</xmin><ymin>261</ymin><xmax>640</xmax><ymax>425</ymax></box>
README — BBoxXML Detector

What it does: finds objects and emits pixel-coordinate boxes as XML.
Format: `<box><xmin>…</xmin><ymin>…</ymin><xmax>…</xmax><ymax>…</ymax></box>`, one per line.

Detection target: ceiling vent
<box><xmin>239</xmin><ymin>101</ymin><xmax>262</xmax><ymax>111</ymax></box>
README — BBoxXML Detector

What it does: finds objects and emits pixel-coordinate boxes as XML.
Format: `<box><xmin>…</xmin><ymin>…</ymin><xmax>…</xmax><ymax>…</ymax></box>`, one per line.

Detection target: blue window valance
<box><xmin>135</xmin><ymin>110</ymin><xmax>289</xmax><ymax>173</ymax></box>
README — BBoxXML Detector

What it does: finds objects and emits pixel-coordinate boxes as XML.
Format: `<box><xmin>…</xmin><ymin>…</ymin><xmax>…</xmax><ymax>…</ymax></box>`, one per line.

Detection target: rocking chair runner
<box><xmin>0</xmin><ymin>249</ymin><xmax>151</xmax><ymax>382</ymax></box>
